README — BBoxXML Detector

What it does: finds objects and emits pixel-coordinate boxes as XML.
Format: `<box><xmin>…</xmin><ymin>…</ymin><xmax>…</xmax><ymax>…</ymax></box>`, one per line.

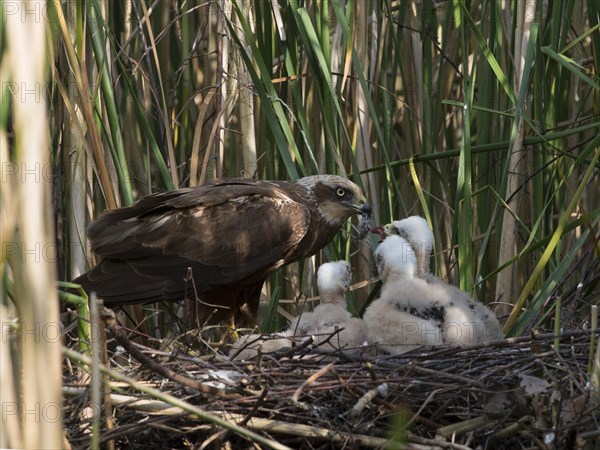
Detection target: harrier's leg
<box><xmin>219</xmin><ymin>315</ymin><xmax>239</xmax><ymax>344</ymax></box>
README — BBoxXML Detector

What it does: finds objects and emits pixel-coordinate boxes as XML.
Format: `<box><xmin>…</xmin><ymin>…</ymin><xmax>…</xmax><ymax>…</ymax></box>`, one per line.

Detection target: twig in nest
<box><xmin>271</xmin><ymin>336</ymin><xmax>314</xmax><ymax>360</ymax></box>
<box><xmin>404</xmin><ymin>388</ymin><xmax>444</xmax><ymax>430</ymax></box>
<box><xmin>101</xmin><ymin>308</ymin><xmax>236</xmax><ymax>397</ymax></box>
<box><xmin>436</xmin><ymin>416</ymin><xmax>497</xmax><ymax>439</ymax></box>
<box><xmin>239</xmin><ymin>387</ymin><xmax>269</xmax><ymax>427</ymax></box>
<box><xmin>488</xmin><ymin>415</ymin><xmax>535</xmax><ymax>443</ymax></box>
<box><xmin>406</xmin><ymin>431</ymin><xmax>475</xmax><ymax>450</ymax></box>
<box><xmin>291</xmin><ymin>362</ymin><xmax>334</xmax><ymax>403</ymax></box>
<box><xmin>424</xmin><ymin>329</ymin><xmax>600</xmax><ymax>358</ymax></box>
<box><xmin>218</xmin><ymin>413</ymin><xmax>413</xmax><ymax>449</ymax></box>
<box><xmin>198</xmin><ymin>429</ymin><xmax>227</xmax><ymax>450</ymax></box>
<box><xmin>408</xmin><ymin>364</ymin><xmax>485</xmax><ymax>388</ymax></box>
<box><xmin>322</xmin><ymin>327</ymin><xmax>346</xmax><ymax>347</ymax></box>
<box><xmin>351</xmin><ymin>383</ymin><xmax>388</xmax><ymax>418</ymax></box>
<box><xmin>332</xmin><ymin>369</ymin><xmax>395</xmax><ymax>416</ymax></box>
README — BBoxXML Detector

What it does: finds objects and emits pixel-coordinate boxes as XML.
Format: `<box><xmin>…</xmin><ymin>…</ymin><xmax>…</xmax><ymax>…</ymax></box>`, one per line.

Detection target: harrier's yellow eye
<box><xmin>336</xmin><ymin>188</ymin><xmax>346</xmax><ymax>197</ymax></box>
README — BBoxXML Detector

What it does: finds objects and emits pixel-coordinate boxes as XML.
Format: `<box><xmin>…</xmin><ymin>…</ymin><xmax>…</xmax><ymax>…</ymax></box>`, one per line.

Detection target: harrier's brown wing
<box><xmin>77</xmin><ymin>180</ymin><xmax>311</xmax><ymax>304</ymax></box>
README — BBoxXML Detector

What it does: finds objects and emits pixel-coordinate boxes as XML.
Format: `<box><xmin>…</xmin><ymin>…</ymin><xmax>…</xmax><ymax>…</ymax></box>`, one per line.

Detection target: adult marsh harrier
<box><xmin>74</xmin><ymin>175</ymin><xmax>371</xmax><ymax>327</ymax></box>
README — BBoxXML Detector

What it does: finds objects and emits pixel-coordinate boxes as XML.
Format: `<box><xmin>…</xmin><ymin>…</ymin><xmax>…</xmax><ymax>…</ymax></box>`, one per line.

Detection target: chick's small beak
<box><xmin>383</xmin><ymin>223</ymin><xmax>395</xmax><ymax>235</ymax></box>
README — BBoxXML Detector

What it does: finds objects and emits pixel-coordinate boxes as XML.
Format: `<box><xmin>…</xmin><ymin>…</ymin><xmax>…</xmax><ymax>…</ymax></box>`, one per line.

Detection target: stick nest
<box><xmin>62</xmin><ymin>324</ymin><xmax>600</xmax><ymax>450</ymax></box>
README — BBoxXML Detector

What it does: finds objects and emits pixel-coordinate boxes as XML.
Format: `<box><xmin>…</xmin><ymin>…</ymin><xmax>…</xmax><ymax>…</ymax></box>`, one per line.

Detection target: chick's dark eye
<box><xmin>336</xmin><ymin>188</ymin><xmax>346</xmax><ymax>197</ymax></box>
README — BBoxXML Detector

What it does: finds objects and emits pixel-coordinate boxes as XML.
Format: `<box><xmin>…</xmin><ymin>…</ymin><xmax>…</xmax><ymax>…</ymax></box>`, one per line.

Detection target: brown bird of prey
<box><xmin>74</xmin><ymin>175</ymin><xmax>371</xmax><ymax>328</ymax></box>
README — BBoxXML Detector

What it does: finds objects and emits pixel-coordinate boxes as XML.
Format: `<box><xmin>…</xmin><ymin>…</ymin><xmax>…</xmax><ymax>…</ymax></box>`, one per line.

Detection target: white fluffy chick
<box><xmin>229</xmin><ymin>331</ymin><xmax>293</xmax><ymax>360</ymax></box>
<box><xmin>364</xmin><ymin>235</ymin><xmax>447</xmax><ymax>354</ymax></box>
<box><xmin>386</xmin><ymin>216</ymin><xmax>502</xmax><ymax>343</ymax></box>
<box><xmin>386</xmin><ymin>216</ymin><xmax>434</xmax><ymax>280</ymax></box>
<box><xmin>442</xmin><ymin>288</ymin><xmax>503</xmax><ymax>343</ymax></box>
<box><xmin>289</xmin><ymin>261</ymin><xmax>367</xmax><ymax>353</ymax></box>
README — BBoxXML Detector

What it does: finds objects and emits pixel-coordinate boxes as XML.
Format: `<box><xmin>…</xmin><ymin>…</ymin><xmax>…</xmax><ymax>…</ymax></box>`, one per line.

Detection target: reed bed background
<box><xmin>1</xmin><ymin>0</ymin><xmax>599</xmax><ymax>448</ymax></box>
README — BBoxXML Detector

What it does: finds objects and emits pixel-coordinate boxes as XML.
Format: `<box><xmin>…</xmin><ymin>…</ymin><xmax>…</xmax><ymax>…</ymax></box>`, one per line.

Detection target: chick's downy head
<box><xmin>388</xmin><ymin>216</ymin><xmax>433</xmax><ymax>253</ymax></box>
<box><xmin>375</xmin><ymin>235</ymin><xmax>417</xmax><ymax>281</ymax></box>
<box><xmin>317</xmin><ymin>260</ymin><xmax>352</xmax><ymax>299</ymax></box>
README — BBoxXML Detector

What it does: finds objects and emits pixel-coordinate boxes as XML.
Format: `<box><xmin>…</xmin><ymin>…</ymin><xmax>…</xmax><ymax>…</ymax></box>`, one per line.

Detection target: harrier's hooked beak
<box><xmin>350</xmin><ymin>197</ymin><xmax>371</xmax><ymax>218</ymax></box>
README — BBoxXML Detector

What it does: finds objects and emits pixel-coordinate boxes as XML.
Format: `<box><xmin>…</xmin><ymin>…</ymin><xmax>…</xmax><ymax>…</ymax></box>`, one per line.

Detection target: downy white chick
<box><xmin>289</xmin><ymin>261</ymin><xmax>368</xmax><ymax>353</ymax></box>
<box><xmin>386</xmin><ymin>216</ymin><xmax>502</xmax><ymax>343</ymax></box>
<box><xmin>386</xmin><ymin>216</ymin><xmax>434</xmax><ymax>281</ymax></box>
<box><xmin>229</xmin><ymin>331</ymin><xmax>293</xmax><ymax>360</ymax></box>
<box><xmin>363</xmin><ymin>235</ymin><xmax>447</xmax><ymax>354</ymax></box>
